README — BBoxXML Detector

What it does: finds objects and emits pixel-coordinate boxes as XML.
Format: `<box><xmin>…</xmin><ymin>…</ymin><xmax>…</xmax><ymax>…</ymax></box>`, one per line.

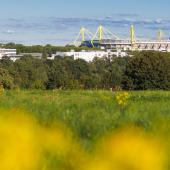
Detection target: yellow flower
<box><xmin>0</xmin><ymin>109</ymin><xmax>86</xmax><ymax>170</ymax></box>
<box><xmin>83</xmin><ymin>127</ymin><xmax>166</xmax><ymax>170</ymax></box>
<box><xmin>115</xmin><ymin>92</ymin><xmax>130</xmax><ymax>107</ymax></box>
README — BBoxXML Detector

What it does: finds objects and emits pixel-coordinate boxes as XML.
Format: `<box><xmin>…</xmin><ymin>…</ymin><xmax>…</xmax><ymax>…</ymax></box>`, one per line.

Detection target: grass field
<box><xmin>0</xmin><ymin>90</ymin><xmax>170</xmax><ymax>170</ymax></box>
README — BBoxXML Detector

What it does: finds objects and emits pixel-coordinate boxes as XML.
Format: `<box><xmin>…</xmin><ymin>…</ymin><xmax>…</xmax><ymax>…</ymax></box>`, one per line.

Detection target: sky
<box><xmin>0</xmin><ymin>0</ymin><xmax>170</xmax><ymax>45</ymax></box>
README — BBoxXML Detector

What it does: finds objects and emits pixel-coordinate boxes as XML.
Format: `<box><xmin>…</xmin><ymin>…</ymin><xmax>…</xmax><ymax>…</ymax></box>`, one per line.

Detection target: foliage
<box><xmin>0</xmin><ymin>50</ymin><xmax>170</xmax><ymax>90</ymax></box>
<box><xmin>46</xmin><ymin>58</ymin><xmax>72</xmax><ymax>89</ymax></box>
<box><xmin>123</xmin><ymin>51</ymin><xmax>170</xmax><ymax>90</ymax></box>
<box><xmin>0</xmin><ymin>68</ymin><xmax>14</xmax><ymax>89</ymax></box>
<box><xmin>0</xmin><ymin>55</ymin><xmax>127</xmax><ymax>90</ymax></box>
<box><xmin>0</xmin><ymin>85</ymin><xmax>4</xmax><ymax>95</ymax></box>
<box><xmin>13</xmin><ymin>56</ymin><xmax>48</xmax><ymax>89</ymax></box>
<box><xmin>0</xmin><ymin>43</ymin><xmax>99</xmax><ymax>55</ymax></box>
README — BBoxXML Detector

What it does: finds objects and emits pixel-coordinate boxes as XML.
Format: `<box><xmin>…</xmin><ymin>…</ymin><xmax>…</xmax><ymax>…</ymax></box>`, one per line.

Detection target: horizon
<box><xmin>0</xmin><ymin>0</ymin><xmax>170</xmax><ymax>45</ymax></box>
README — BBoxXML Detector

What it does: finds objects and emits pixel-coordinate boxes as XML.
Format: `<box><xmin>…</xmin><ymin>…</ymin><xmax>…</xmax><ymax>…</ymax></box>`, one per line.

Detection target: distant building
<box><xmin>0</xmin><ymin>48</ymin><xmax>17</xmax><ymax>58</ymax></box>
<box><xmin>0</xmin><ymin>50</ymin><xmax>44</xmax><ymax>62</ymax></box>
<box><xmin>20</xmin><ymin>53</ymin><xmax>43</xmax><ymax>59</ymax></box>
<box><xmin>0</xmin><ymin>48</ymin><xmax>22</xmax><ymax>61</ymax></box>
<box><xmin>49</xmin><ymin>50</ymin><xmax>127</xmax><ymax>62</ymax></box>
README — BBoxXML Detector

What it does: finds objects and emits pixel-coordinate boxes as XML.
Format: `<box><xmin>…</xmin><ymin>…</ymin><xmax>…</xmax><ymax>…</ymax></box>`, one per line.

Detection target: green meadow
<box><xmin>0</xmin><ymin>90</ymin><xmax>170</xmax><ymax>144</ymax></box>
<box><xmin>0</xmin><ymin>90</ymin><xmax>170</xmax><ymax>170</ymax></box>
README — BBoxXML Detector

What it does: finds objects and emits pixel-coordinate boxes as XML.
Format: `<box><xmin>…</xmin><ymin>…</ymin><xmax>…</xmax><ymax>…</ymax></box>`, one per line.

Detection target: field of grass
<box><xmin>0</xmin><ymin>90</ymin><xmax>170</xmax><ymax>170</ymax></box>
<box><xmin>0</xmin><ymin>90</ymin><xmax>170</xmax><ymax>142</ymax></box>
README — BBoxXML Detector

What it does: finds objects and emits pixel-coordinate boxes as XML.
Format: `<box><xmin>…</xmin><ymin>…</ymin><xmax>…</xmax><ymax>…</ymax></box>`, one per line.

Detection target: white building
<box><xmin>20</xmin><ymin>53</ymin><xmax>43</xmax><ymax>59</ymax></box>
<box><xmin>0</xmin><ymin>48</ymin><xmax>17</xmax><ymax>57</ymax></box>
<box><xmin>49</xmin><ymin>50</ymin><xmax>127</xmax><ymax>62</ymax></box>
<box><xmin>0</xmin><ymin>48</ymin><xmax>19</xmax><ymax>61</ymax></box>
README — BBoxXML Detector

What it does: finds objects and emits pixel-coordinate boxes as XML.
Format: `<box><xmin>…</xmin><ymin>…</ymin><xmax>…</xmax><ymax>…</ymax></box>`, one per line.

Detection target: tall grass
<box><xmin>0</xmin><ymin>90</ymin><xmax>169</xmax><ymax>143</ymax></box>
<box><xmin>0</xmin><ymin>90</ymin><xmax>170</xmax><ymax>169</ymax></box>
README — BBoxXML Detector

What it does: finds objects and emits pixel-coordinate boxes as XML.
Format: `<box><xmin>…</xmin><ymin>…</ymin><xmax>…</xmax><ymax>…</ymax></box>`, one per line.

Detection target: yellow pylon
<box><xmin>80</xmin><ymin>27</ymin><xmax>85</xmax><ymax>42</ymax></box>
<box><xmin>98</xmin><ymin>25</ymin><xmax>104</xmax><ymax>41</ymax></box>
<box><xmin>130</xmin><ymin>25</ymin><xmax>136</xmax><ymax>50</ymax></box>
<box><xmin>74</xmin><ymin>27</ymin><xmax>94</xmax><ymax>46</ymax></box>
<box><xmin>157</xmin><ymin>29</ymin><xmax>163</xmax><ymax>40</ymax></box>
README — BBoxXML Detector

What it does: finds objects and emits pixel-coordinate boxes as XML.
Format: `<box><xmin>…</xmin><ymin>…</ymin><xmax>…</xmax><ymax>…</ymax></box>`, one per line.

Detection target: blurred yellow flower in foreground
<box><xmin>0</xmin><ymin>109</ymin><xmax>168</xmax><ymax>170</ymax></box>
<box><xmin>0</xmin><ymin>109</ymin><xmax>86</xmax><ymax>170</ymax></box>
<box><xmin>84</xmin><ymin>127</ymin><xmax>166</xmax><ymax>170</ymax></box>
<box><xmin>0</xmin><ymin>110</ymin><xmax>40</xmax><ymax>170</ymax></box>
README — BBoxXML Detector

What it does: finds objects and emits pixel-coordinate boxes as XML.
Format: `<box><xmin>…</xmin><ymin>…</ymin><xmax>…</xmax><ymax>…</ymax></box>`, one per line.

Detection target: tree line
<box><xmin>0</xmin><ymin>51</ymin><xmax>170</xmax><ymax>90</ymax></box>
<box><xmin>0</xmin><ymin>43</ymin><xmax>99</xmax><ymax>57</ymax></box>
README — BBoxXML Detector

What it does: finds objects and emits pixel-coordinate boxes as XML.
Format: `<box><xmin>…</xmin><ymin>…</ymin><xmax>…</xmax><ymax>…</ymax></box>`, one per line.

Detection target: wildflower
<box><xmin>84</xmin><ymin>127</ymin><xmax>166</xmax><ymax>170</ymax></box>
<box><xmin>0</xmin><ymin>109</ymin><xmax>86</xmax><ymax>170</ymax></box>
<box><xmin>115</xmin><ymin>92</ymin><xmax>130</xmax><ymax>107</ymax></box>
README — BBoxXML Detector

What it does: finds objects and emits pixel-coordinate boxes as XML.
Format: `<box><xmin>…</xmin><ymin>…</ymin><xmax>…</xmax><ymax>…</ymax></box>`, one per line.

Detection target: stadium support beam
<box><xmin>74</xmin><ymin>27</ymin><xmax>94</xmax><ymax>46</ymax></box>
<box><xmin>130</xmin><ymin>25</ymin><xmax>136</xmax><ymax>50</ymax></box>
<box><xmin>92</xmin><ymin>25</ymin><xmax>119</xmax><ymax>42</ymax></box>
<box><xmin>157</xmin><ymin>29</ymin><xmax>163</xmax><ymax>40</ymax></box>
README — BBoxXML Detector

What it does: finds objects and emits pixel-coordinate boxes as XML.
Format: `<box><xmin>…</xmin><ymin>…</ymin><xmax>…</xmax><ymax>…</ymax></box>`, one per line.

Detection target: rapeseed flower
<box><xmin>0</xmin><ymin>109</ymin><xmax>86</xmax><ymax>170</ymax></box>
<box><xmin>115</xmin><ymin>92</ymin><xmax>130</xmax><ymax>107</ymax></box>
<box><xmin>84</xmin><ymin>127</ymin><xmax>167</xmax><ymax>170</ymax></box>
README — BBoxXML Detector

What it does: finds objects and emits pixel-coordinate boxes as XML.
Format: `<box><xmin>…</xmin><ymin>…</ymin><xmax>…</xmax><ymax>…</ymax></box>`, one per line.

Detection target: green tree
<box><xmin>0</xmin><ymin>68</ymin><xmax>14</xmax><ymax>89</ymax></box>
<box><xmin>14</xmin><ymin>56</ymin><xmax>48</xmax><ymax>89</ymax></box>
<box><xmin>123</xmin><ymin>52</ymin><xmax>170</xmax><ymax>90</ymax></box>
<box><xmin>92</xmin><ymin>57</ymin><xmax>127</xmax><ymax>89</ymax></box>
<box><xmin>46</xmin><ymin>58</ymin><xmax>72</xmax><ymax>89</ymax></box>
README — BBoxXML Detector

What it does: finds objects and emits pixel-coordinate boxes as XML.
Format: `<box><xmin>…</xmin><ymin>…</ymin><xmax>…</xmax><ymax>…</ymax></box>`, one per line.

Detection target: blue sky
<box><xmin>0</xmin><ymin>0</ymin><xmax>170</xmax><ymax>45</ymax></box>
